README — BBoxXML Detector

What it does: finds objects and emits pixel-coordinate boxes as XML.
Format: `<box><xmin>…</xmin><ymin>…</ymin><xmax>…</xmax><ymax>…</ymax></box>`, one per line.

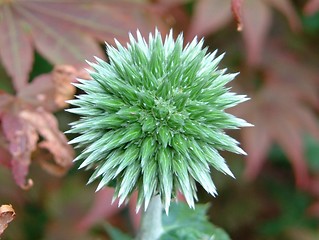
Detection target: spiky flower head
<box><xmin>67</xmin><ymin>29</ymin><xmax>250</xmax><ymax>213</ymax></box>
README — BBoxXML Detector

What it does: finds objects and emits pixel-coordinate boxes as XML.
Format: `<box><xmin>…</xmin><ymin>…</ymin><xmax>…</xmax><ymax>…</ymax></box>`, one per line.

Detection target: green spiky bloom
<box><xmin>67</xmin><ymin>29</ymin><xmax>250</xmax><ymax>213</ymax></box>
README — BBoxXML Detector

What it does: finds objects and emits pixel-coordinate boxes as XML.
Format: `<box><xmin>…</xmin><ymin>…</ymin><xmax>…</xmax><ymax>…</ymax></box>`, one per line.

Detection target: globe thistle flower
<box><xmin>67</xmin><ymin>29</ymin><xmax>251</xmax><ymax>213</ymax></box>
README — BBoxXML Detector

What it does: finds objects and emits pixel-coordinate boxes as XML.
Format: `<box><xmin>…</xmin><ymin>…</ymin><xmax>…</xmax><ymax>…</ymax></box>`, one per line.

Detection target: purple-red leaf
<box><xmin>0</xmin><ymin>64</ymin><xmax>76</xmax><ymax>188</ymax></box>
<box><xmin>187</xmin><ymin>0</ymin><xmax>232</xmax><ymax>40</ymax></box>
<box><xmin>0</xmin><ymin>92</ymin><xmax>13</xmax><ymax>114</ymax></box>
<box><xmin>2</xmin><ymin>111</ymin><xmax>38</xmax><ymax>189</ymax></box>
<box><xmin>187</xmin><ymin>0</ymin><xmax>301</xmax><ymax>66</ymax></box>
<box><xmin>16</xmin><ymin>7</ymin><xmax>103</xmax><ymax>66</ymax></box>
<box><xmin>0</xmin><ymin>1</ymin><xmax>168</xmax><ymax>86</ymax></box>
<box><xmin>240</xmin><ymin>83</ymin><xmax>313</xmax><ymax>188</ymax></box>
<box><xmin>231</xmin><ymin>0</ymin><xmax>243</xmax><ymax>31</ymax></box>
<box><xmin>241</xmin><ymin>102</ymin><xmax>272</xmax><ymax>180</ymax></box>
<box><xmin>235</xmin><ymin>42</ymin><xmax>319</xmax><ymax>188</ymax></box>
<box><xmin>304</xmin><ymin>0</ymin><xmax>319</xmax><ymax>15</ymax></box>
<box><xmin>76</xmin><ymin>188</ymin><xmax>127</xmax><ymax>231</ymax></box>
<box><xmin>0</xmin><ymin>5</ymin><xmax>33</xmax><ymax>92</ymax></box>
<box><xmin>242</xmin><ymin>0</ymin><xmax>272</xmax><ymax>66</ymax></box>
<box><xmin>266</xmin><ymin>0</ymin><xmax>301</xmax><ymax>31</ymax></box>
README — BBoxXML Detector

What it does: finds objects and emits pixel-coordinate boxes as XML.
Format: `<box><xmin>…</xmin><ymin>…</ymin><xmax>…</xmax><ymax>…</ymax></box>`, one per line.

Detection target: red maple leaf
<box><xmin>186</xmin><ymin>0</ymin><xmax>301</xmax><ymax>66</ymax></box>
<box><xmin>0</xmin><ymin>0</ymin><xmax>166</xmax><ymax>92</ymax></box>
<box><xmin>234</xmin><ymin>42</ymin><xmax>319</xmax><ymax>189</ymax></box>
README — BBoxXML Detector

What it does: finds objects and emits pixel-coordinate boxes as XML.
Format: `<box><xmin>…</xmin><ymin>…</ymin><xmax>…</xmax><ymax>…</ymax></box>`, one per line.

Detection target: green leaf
<box><xmin>161</xmin><ymin>202</ymin><xmax>231</xmax><ymax>240</ymax></box>
<box><xmin>103</xmin><ymin>223</ymin><xmax>132</xmax><ymax>240</ymax></box>
<box><xmin>305</xmin><ymin>134</ymin><xmax>319</xmax><ymax>171</ymax></box>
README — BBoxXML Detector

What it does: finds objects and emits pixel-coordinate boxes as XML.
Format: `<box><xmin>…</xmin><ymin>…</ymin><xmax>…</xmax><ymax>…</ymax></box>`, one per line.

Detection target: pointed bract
<box><xmin>68</xmin><ymin>29</ymin><xmax>250</xmax><ymax>212</ymax></box>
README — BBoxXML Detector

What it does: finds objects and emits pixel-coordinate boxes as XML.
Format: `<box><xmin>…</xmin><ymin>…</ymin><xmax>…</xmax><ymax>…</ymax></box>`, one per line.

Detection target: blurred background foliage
<box><xmin>0</xmin><ymin>0</ymin><xmax>319</xmax><ymax>239</ymax></box>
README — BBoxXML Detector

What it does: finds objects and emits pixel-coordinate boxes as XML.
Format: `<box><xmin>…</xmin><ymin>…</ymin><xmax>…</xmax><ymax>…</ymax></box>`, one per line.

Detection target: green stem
<box><xmin>136</xmin><ymin>195</ymin><xmax>164</xmax><ymax>240</ymax></box>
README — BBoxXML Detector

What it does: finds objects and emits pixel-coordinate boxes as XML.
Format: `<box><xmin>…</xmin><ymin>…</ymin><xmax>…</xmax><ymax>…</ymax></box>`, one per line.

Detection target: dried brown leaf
<box><xmin>0</xmin><ymin>105</ymin><xmax>74</xmax><ymax>188</ymax></box>
<box><xmin>20</xmin><ymin>108</ymin><xmax>74</xmax><ymax>170</ymax></box>
<box><xmin>0</xmin><ymin>64</ymin><xmax>76</xmax><ymax>188</ymax></box>
<box><xmin>0</xmin><ymin>204</ymin><xmax>15</xmax><ymax>236</ymax></box>
<box><xmin>32</xmin><ymin>148</ymin><xmax>68</xmax><ymax>177</ymax></box>
<box><xmin>18</xmin><ymin>65</ymin><xmax>77</xmax><ymax>112</ymax></box>
<box><xmin>51</xmin><ymin>65</ymin><xmax>77</xmax><ymax>109</ymax></box>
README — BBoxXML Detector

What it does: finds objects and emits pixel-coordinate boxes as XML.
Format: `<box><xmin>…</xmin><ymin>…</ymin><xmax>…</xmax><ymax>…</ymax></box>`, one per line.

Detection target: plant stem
<box><xmin>136</xmin><ymin>195</ymin><xmax>164</xmax><ymax>240</ymax></box>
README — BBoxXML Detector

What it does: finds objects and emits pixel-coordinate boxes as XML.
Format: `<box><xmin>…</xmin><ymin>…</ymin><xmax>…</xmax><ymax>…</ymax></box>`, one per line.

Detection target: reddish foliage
<box><xmin>231</xmin><ymin>0</ymin><xmax>243</xmax><ymax>31</ymax></box>
<box><xmin>187</xmin><ymin>0</ymin><xmax>300</xmax><ymax>65</ymax></box>
<box><xmin>0</xmin><ymin>0</ymin><xmax>318</xmax><ymax>236</ymax></box>
<box><xmin>77</xmin><ymin>188</ymin><xmax>186</xmax><ymax>233</ymax></box>
<box><xmin>185</xmin><ymin>1</ymin><xmax>319</xmax><ymax>192</ymax></box>
<box><xmin>0</xmin><ymin>6</ymin><xmax>33</xmax><ymax>92</ymax></box>
<box><xmin>304</xmin><ymin>0</ymin><xmax>319</xmax><ymax>15</ymax></box>
<box><xmin>0</xmin><ymin>66</ymin><xmax>78</xmax><ymax>189</ymax></box>
<box><xmin>2</xmin><ymin>110</ymin><xmax>38</xmax><ymax>189</ymax></box>
<box><xmin>234</xmin><ymin>42</ymin><xmax>319</xmax><ymax>189</ymax></box>
<box><xmin>187</xmin><ymin>0</ymin><xmax>233</xmax><ymax>41</ymax></box>
<box><xmin>0</xmin><ymin>0</ymin><xmax>167</xmax><ymax>92</ymax></box>
<box><xmin>76</xmin><ymin>188</ymin><xmax>141</xmax><ymax>232</ymax></box>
